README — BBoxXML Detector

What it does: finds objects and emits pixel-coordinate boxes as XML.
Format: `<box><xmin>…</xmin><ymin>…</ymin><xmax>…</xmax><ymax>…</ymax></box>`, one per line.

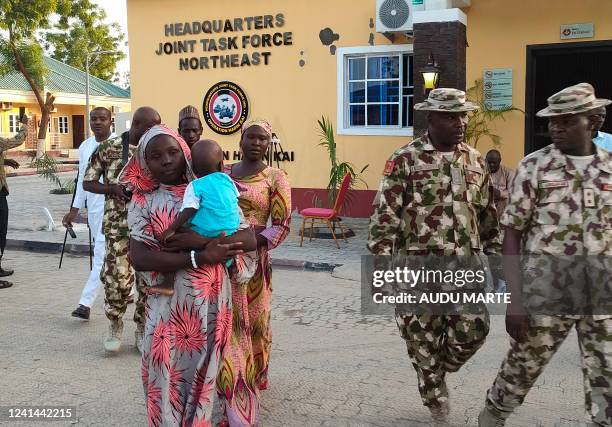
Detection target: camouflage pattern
<box><xmin>134</xmin><ymin>272</ymin><xmax>147</xmax><ymax>328</ymax></box>
<box><xmin>485</xmin><ymin>316</ymin><xmax>611</xmax><ymax>425</ymax></box>
<box><xmin>368</xmin><ymin>134</ymin><xmax>501</xmax><ymax>256</ymax></box>
<box><xmin>397</xmin><ymin>311</ymin><xmax>489</xmax><ymax>407</ymax></box>
<box><xmin>414</xmin><ymin>88</ymin><xmax>479</xmax><ymax>112</ymax></box>
<box><xmin>101</xmin><ymin>235</ymin><xmax>140</xmax><ymax>325</ymax></box>
<box><xmin>484</xmin><ymin>143</ymin><xmax>612</xmax><ymax>425</ymax></box>
<box><xmin>537</xmin><ymin>82</ymin><xmax>612</xmax><ymax>117</ymax></box>
<box><xmin>368</xmin><ymin>133</ymin><xmax>501</xmax><ymax>408</ymax></box>
<box><xmin>500</xmin><ymin>144</ymin><xmax>611</xmax><ymax>256</ymax></box>
<box><xmin>0</xmin><ymin>125</ymin><xmax>27</xmax><ymax>193</ymax></box>
<box><xmin>84</xmin><ymin>135</ymin><xmax>137</xmax><ymax>237</ymax></box>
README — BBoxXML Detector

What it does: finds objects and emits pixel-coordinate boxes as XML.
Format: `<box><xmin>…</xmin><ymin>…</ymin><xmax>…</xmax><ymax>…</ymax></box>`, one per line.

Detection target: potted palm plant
<box><xmin>301</xmin><ymin>116</ymin><xmax>368</xmax><ymax>239</ymax></box>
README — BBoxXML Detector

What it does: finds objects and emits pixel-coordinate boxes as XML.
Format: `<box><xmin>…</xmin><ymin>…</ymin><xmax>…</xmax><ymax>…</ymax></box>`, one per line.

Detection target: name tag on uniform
<box><xmin>451</xmin><ymin>167</ymin><xmax>463</xmax><ymax>185</ymax></box>
<box><xmin>603</xmin><ymin>184</ymin><xmax>612</xmax><ymax>191</ymax></box>
<box><xmin>584</xmin><ymin>188</ymin><xmax>595</xmax><ymax>208</ymax></box>
<box><xmin>538</xmin><ymin>180</ymin><xmax>568</xmax><ymax>189</ymax></box>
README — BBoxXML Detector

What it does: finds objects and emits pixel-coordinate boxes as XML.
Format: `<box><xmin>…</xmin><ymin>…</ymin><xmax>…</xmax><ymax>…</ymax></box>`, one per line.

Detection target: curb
<box><xmin>5</xmin><ymin>238</ymin><xmax>340</xmax><ymax>272</ymax></box>
<box><xmin>6</xmin><ymin>165</ymin><xmax>78</xmax><ymax>178</ymax></box>
<box><xmin>6</xmin><ymin>239</ymin><xmax>89</xmax><ymax>255</ymax></box>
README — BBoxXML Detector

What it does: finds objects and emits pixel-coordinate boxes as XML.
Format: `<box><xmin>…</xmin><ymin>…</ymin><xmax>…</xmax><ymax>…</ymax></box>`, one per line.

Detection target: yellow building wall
<box><xmin>465</xmin><ymin>0</ymin><xmax>609</xmax><ymax>170</ymax></box>
<box><xmin>127</xmin><ymin>0</ymin><xmax>606</xmax><ymax>189</ymax></box>
<box><xmin>127</xmin><ymin>0</ymin><xmax>409</xmax><ymax>191</ymax></box>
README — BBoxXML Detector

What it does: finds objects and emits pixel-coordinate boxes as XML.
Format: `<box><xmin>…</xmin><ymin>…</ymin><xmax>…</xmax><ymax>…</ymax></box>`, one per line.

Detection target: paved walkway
<box><xmin>0</xmin><ymin>250</ymin><xmax>589</xmax><ymax>426</ymax></box>
<box><xmin>5</xmin><ymin>173</ymin><xmax>369</xmax><ymax>268</ymax></box>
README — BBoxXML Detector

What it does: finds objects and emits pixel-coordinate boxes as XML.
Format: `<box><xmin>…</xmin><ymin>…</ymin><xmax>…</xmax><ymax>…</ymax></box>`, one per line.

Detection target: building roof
<box><xmin>0</xmin><ymin>56</ymin><xmax>130</xmax><ymax>99</ymax></box>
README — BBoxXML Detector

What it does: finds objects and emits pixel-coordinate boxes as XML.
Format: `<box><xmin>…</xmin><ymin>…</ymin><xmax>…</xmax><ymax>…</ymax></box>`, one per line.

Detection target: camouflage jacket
<box><xmin>501</xmin><ymin>143</ymin><xmax>612</xmax><ymax>256</ymax></box>
<box><xmin>368</xmin><ymin>134</ymin><xmax>501</xmax><ymax>256</ymax></box>
<box><xmin>0</xmin><ymin>125</ymin><xmax>27</xmax><ymax>193</ymax></box>
<box><xmin>84</xmin><ymin>134</ymin><xmax>136</xmax><ymax>237</ymax></box>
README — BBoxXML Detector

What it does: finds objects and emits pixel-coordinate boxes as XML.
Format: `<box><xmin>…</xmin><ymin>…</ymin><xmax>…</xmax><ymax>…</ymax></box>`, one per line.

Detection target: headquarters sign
<box><xmin>155</xmin><ymin>14</ymin><xmax>293</xmax><ymax>70</ymax></box>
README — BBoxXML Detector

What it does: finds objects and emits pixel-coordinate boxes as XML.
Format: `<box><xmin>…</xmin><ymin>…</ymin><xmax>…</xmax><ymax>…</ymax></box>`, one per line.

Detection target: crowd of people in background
<box><xmin>55</xmin><ymin>104</ymin><xmax>291</xmax><ymax>425</ymax></box>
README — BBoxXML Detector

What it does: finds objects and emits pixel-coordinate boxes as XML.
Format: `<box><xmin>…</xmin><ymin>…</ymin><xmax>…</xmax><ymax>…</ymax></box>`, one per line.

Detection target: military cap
<box><xmin>178</xmin><ymin>105</ymin><xmax>202</xmax><ymax>123</ymax></box>
<box><xmin>536</xmin><ymin>83</ymin><xmax>611</xmax><ymax>117</ymax></box>
<box><xmin>414</xmin><ymin>88</ymin><xmax>479</xmax><ymax>112</ymax></box>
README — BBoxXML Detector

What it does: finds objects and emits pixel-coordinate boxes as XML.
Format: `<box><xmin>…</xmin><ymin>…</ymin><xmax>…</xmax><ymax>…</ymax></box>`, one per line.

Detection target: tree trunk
<box><xmin>9</xmin><ymin>40</ymin><xmax>55</xmax><ymax>158</ymax></box>
<box><xmin>37</xmin><ymin>108</ymin><xmax>50</xmax><ymax>157</ymax></box>
<box><xmin>36</xmin><ymin>139</ymin><xmax>46</xmax><ymax>158</ymax></box>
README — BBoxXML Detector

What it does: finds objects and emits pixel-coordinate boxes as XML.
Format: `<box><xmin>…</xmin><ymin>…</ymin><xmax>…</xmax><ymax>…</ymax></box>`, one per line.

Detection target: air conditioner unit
<box><xmin>0</xmin><ymin>102</ymin><xmax>12</xmax><ymax>110</ymax></box>
<box><xmin>376</xmin><ymin>0</ymin><xmax>414</xmax><ymax>33</ymax></box>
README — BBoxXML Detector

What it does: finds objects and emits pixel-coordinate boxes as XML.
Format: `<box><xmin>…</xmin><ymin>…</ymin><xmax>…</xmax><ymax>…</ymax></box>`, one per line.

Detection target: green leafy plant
<box><xmin>0</xmin><ymin>0</ymin><xmax>57</xmax><ymax>157</ymax></box>
<box><xmin>45</xmin><ymin>2</ymin><xmax>126</xmax><ymax>81</ymax></box>
<box><xmin>465</xmin><ymin>79</ymin><xmax>524</xmax><ymax>149</ymax></box>
<box><xmin>317</xmin><ymin>116</ymin><xmax>369</xmax><ymax>209</ymax></box>
<box><xmin>30</xmin><ymin>154</ymin><xmax>75</xmax><ymax>194</ymax></box>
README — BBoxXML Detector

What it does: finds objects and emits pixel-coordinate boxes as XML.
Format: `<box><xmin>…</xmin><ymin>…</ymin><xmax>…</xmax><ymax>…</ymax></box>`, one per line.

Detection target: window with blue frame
<box><xmin>346</xmin><ymin>53</ymin><xmax>414</xmax><ymax>129</ymax></box>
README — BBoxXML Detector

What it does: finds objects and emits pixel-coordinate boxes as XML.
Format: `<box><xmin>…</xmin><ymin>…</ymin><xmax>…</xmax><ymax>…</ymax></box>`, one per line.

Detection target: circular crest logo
<box><xmin>203</xmin><ymin>81</ymin><xmax>249</xmax><ymax>135</ymax></box>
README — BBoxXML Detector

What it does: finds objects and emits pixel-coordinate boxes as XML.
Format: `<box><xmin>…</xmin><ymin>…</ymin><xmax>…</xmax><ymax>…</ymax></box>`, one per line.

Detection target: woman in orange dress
<box><xmin>217</xmin><ymin>120</ymin><xmax>291</xmax><ymax>426</ymax></box>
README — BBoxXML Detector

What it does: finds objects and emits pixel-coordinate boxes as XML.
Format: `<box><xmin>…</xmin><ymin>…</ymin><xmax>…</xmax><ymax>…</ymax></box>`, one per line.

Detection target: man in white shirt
<box><xmin>590</xmin><ymin>105</ymin><xmax>612</xmax><ymax>151</ymax></box>
<box><xmin>63</xmin><ymin>107</ymin><xmax>113</xmax><ymax>320</ymax></box>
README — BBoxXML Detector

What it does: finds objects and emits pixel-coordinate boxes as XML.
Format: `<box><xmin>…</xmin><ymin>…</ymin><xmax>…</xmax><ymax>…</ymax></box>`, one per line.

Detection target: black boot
<box><xmin>71</xmin><ymin>304</ymin><xmax>90</xmax><ymax>320</ymax></box>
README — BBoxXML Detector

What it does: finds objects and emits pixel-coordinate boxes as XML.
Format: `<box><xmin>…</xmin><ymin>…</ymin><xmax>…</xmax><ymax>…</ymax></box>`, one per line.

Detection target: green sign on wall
<box><xmin>413</xmin><ymin>0</ymin><xmax>424</xmax><ymax>4</ymax></box>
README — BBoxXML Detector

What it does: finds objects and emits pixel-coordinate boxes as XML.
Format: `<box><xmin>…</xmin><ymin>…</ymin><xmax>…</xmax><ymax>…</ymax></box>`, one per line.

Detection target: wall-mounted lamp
<box><xmin>420</xmin><ymin>53</ymin><xmax>440</xmax><ymax>94</ymax></box>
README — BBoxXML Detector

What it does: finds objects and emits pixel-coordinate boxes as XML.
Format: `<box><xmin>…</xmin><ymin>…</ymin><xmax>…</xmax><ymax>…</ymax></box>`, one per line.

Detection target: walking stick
<box><xmin>59</xmin><ymin>175</ymin><xmax>79</xmax><ymax>269</ymax></box>
<box><xmin>88</xmin><ymin>223</ymin><xmax>93</xmax><ymax>270</ymax></box>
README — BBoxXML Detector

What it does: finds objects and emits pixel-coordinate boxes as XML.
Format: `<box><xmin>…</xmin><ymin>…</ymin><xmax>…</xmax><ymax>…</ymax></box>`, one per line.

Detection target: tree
<box><xmin>45</xmin><ymin>1</ymin><xmax>125</xmax><ymax>81</ymax></box>
<box><xmin>114</xmin><ymin>70</ymin><xmax>130</xmax><ymax>90</ymax></box>
<box><xmin>0</xmin><ymin>0</ymin><xmax>65</xmax><ymax>157</ymax></box>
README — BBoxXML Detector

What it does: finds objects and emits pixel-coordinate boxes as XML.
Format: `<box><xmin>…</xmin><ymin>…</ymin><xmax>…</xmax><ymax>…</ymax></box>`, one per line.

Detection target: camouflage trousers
<box><xmin>101</xmin><ymin>235</ymin><xmax>146</xmax><ymax>328</ymax></box>
<box><xmin>485</xmin><ymin>316</ymin><xmax>612</xmax><ymax>426</ymax></box>
<box><xmin>396</xmin><ymin>310</ymin><xmax>490</xmax><ymax>407</ymax></box>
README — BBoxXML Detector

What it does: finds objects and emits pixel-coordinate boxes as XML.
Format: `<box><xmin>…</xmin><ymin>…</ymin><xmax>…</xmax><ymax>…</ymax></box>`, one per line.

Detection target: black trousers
<box><xmin>0</xmin><ymin>194</ymin><xmax>8</xmax><ymax>257</ymax></box>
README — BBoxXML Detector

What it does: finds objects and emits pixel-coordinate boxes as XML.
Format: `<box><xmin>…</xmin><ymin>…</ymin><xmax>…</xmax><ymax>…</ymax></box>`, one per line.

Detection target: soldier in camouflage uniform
<box><xmin>368</xmin><ymin>88</ymin><xmax>501</xmax><ymax>424</ymax></box>
<box><xmin>83</xmin><ymin>107</ymin><xmax>161</xmax><ymax>352</ymax></box>
<box><xmin>478</xmin><ymin>83</ymin><xmax>612</xmax><ymax>426</ymax></box>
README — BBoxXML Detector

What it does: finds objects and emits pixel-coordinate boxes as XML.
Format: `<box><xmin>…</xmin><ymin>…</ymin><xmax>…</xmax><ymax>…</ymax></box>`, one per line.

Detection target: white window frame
<box><xmin>58</xmin><ymin>116</ymin><xmax>69</xmax><ymax>134</ymax></box>
<box><xmin>337</xmin><ymin>44</ymin><xmax>414</xmax><ymax>137</ymax></box>
<box><xmin>8</xmin><ymin>114</ymin><xmax>19</xmax><ymax>133</ymax></box>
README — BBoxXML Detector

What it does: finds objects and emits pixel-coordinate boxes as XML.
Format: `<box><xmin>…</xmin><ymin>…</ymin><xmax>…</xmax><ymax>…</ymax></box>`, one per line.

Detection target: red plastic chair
<box><xmin>299</xmin><ymin>173</ymin><xmax>351</xmax><ymax>248</ymax></box>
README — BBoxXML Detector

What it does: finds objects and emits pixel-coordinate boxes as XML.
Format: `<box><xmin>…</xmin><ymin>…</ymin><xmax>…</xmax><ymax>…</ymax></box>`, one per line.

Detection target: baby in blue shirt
<box><xmin>151</xmin><ymin>140</ymin><xmax>240</xmax><ymax>296</ymax></box>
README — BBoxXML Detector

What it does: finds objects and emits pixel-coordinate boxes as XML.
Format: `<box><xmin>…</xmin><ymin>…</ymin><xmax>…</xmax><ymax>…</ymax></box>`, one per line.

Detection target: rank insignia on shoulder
<box><xmin>383</xmin><ymin>160</ymin><xmax>395</xmax><ymax>176</ymax></box>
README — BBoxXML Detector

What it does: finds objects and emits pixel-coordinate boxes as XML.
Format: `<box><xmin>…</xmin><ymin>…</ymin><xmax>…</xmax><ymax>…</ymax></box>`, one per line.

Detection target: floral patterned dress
<box><xmin>216</xmin><ymin>165</ymin><xmax>291</xmax><ymax>426</ymax></box>
<box><xmin>128</xmin><ymin>183</ymin><xmax>233</xmax><ymax>426</ymax></box>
